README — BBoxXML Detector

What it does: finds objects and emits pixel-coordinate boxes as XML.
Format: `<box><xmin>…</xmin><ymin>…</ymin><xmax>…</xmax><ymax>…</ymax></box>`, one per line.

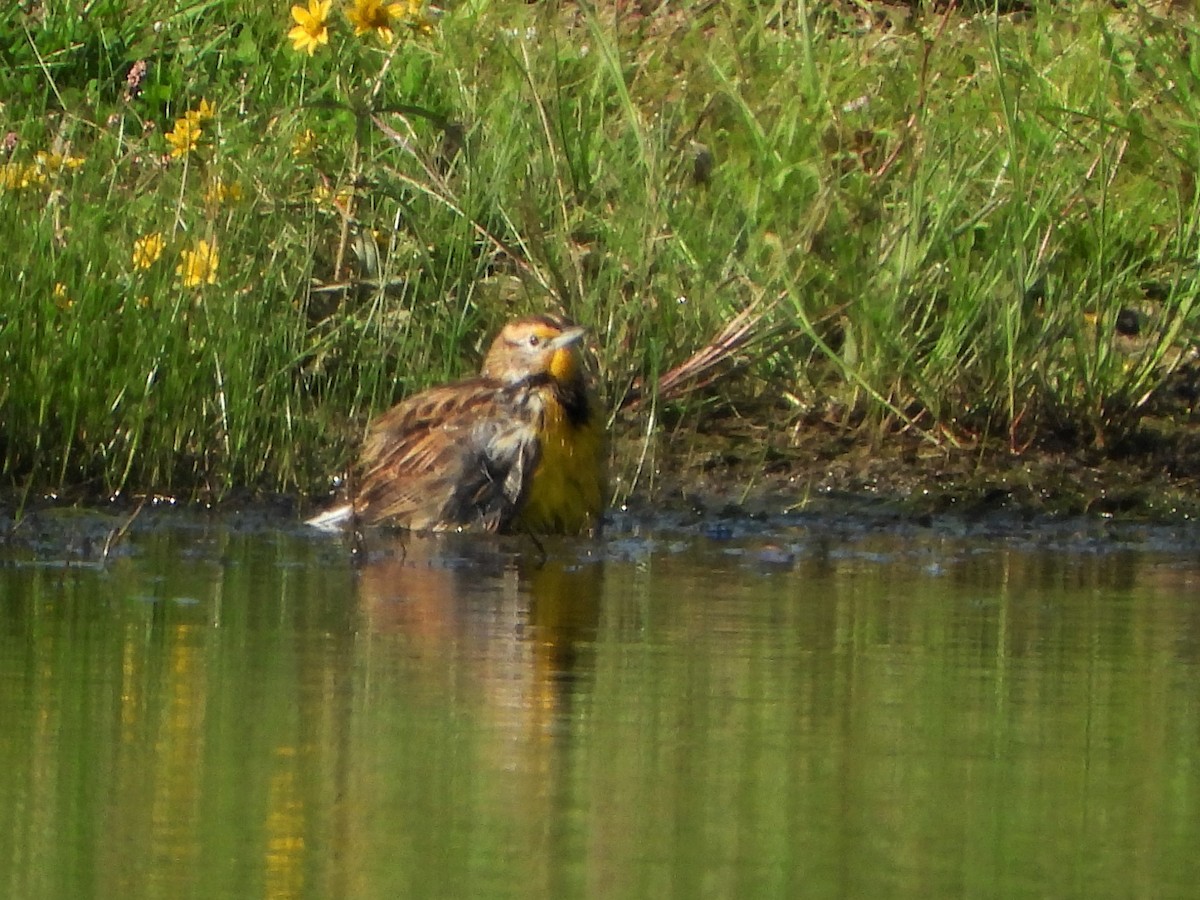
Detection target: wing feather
<box><xmin>352</xmin><ymin>379</ymin><xmax>544</xmax><ymax>531</ymax></box>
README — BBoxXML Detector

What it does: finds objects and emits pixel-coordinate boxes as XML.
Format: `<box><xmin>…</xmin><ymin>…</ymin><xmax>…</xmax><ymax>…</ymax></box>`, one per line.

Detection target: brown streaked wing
<box><xmin>358</xmin><ymin>380</ymin><xmax>494</xmax><ymax>469</ymax></box>
<box><xmin>353</xmin><ymin>379</ymin><xmax>542</xmax><ymax>531</ymax></box>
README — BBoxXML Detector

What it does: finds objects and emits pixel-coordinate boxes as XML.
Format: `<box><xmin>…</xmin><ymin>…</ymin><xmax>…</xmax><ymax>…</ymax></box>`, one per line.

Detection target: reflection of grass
<box><xmin>2</xmin><ymin>3</ymin><xmax>1199</xmax><ymax>501</ymax></box>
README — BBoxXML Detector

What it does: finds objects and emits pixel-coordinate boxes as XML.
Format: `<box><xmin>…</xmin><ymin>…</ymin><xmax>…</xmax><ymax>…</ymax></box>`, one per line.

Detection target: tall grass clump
<box><xmin>742</xmin><ymin>2</ymin><xmax>1200</xmax><ymax>448</ymax></box>
<box><xmin>2</xmin><ymin>1</ymin><xmax>1199</xmax><ymax>504</ymax></box>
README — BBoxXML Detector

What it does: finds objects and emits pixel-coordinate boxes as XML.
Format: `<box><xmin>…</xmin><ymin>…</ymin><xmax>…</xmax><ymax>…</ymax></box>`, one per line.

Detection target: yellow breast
<box><xmin>517</xmin><ymin>393</ymin><xmax>606</xmax><ymax>535</ymax></box>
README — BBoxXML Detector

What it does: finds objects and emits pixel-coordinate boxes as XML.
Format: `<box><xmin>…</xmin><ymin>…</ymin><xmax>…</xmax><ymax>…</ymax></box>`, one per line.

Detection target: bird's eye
<box><xmin>527</xmin><ymin>334</ymin><xmax>541</xmax><ymax>347</ymax></box>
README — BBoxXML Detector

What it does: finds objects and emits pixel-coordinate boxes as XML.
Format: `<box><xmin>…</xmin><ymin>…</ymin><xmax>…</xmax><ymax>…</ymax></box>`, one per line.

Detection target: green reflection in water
<box><xmin>0</xmin><ymin>519</ymin><xmax>1197</xmax><ymax>899</ymax></box>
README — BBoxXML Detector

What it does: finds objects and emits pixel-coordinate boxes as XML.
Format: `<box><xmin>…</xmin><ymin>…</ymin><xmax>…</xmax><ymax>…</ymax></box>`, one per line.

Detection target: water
<box><xmin>1</xmin><ymin>509</ymin><xmax>1199</xmax><ymax>899</ymax></box>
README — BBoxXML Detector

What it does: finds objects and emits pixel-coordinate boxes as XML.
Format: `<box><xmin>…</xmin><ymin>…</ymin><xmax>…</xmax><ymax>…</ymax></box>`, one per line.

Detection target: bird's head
<box><xmin>481</xmin><ymin>315</ymin><xmax>587</xmax><ymax>386</ymax></box>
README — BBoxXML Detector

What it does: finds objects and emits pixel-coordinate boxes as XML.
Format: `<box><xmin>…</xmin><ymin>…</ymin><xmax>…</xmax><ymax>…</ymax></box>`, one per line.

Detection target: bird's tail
<box><xmin>305</xmin><ymin>503</ymin><xmax>354</xmax><ymax>531</ymax></box>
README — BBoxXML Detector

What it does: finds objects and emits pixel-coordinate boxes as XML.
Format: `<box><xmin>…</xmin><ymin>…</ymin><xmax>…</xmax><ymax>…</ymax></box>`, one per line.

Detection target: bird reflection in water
<box><xmin>353</xmin><ymin>530</ymin><xmax>604</xmax><ymax>739</ymax></box>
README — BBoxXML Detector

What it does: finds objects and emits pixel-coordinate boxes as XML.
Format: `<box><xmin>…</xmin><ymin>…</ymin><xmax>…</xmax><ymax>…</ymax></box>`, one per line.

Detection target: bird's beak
<box><xmin>547</xmin><ymin>326</ymin><xmax>586</xmax><ymax>382</ymax></box>
<box><xmin>548</xmin><ymin>326</ymin><xmax>586</xmax><ymax>349</ymax></box>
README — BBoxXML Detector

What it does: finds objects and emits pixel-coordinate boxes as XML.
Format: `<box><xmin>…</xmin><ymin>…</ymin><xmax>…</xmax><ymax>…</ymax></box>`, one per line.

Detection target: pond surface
<box><xmin>1</xmin><ymin>507</ymin><xmax>1199</xmax><ymax>899</ymax></box>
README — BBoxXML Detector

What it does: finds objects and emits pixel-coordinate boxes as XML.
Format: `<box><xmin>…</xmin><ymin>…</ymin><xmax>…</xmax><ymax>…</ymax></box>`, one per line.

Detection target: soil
<box><xmin>609</xmin><ymin>411</ymin><xmax>1200</xmax><ymax>525</ymax></box>
<box><xmin>6</xmin><ymin>406</ymin><xmax>1200</xmax><ymax>564</ymax></box>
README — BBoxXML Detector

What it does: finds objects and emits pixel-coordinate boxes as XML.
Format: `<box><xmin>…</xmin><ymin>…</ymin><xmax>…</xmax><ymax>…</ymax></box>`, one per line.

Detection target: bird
<box><xmin>306</xmin><ymin>314</ymin><xmax>606</xmax><ymax>536</ymax></box>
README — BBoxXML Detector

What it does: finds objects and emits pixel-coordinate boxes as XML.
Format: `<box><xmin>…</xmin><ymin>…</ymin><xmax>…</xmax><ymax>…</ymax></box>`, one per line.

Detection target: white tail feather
<box><xmin>305</xmin><ymin>503</ymin><xmax>354</xmax><ymax>531</ymax></box>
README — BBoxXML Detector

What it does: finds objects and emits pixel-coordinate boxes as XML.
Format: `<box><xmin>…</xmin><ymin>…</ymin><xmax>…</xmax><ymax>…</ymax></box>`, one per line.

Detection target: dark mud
<box><xmin>621</xmin><ymin>415</ymin><xmax>1200</xmax><ymax>523</ymax></box>
<box><xmin>5</xmin><ymin>413</ymin><xmax>1200</xmax><ymax>565</ymax></box>
<box><xmin>5</xmin><ymin>458</ymin><xmax>1200</xmax><ymax>571</ymax></box>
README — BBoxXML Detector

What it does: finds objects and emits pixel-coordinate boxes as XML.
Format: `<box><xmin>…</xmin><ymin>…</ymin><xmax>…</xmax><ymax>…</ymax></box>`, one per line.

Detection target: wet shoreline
<box><xmin>5</xmin><ymin>451</ymin><xmax>1200</xmax><ymax>567</ymax></box>
<box><xmin>6</xmin><ymin>414</ymin><xmax>1200</xmax><ymax>564</ymax></box>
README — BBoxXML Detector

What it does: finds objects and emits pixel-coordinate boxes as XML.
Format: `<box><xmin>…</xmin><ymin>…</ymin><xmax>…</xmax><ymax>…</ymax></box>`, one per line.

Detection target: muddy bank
<box><xmin>612</xmin><ymin>415</ymin><xmax>1200</xmax><ymax>524</ymax></box>
<box><xmin>5</xmin><ymin>416</ymin><xmax>1200</xmax><ymax>565</ymax></box>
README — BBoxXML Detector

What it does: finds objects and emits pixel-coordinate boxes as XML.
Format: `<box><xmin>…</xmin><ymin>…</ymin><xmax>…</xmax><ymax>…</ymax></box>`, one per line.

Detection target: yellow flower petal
<box><xmin>165</xmin><ymin>117</ymin><xmax>202</xmax><ymax>158</ymax></box>
<box><xmin>177</xmin><ymin>239</ymin><xmax>219</xmax><ymax>287</ymax></box>
<box><xmin>133</xmin><ymin>232</ymin><xmax>166</xmax><ymax>270</ymax></box>
<box><xmin>347</xmin><ymin>0</ymin><xmax>406</xmax><ymax>44</ymax></box>
<box><xmin>289</xmin><ymin>0</ymin><xmax>331</xmax><ymax>55</ymax></box>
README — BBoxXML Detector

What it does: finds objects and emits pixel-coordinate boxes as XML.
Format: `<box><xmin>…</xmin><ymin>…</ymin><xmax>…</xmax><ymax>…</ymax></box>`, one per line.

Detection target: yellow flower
<box><xmin>53</xmin><ymin>282</ymin><xmax>73</xmax><ymax>310</ymax></box>
<box><xmin>188</xmin><ymin>98</ymin><xmax>216</xmax><ymax>123</ymax></box>
<box><xmin>312</xmin><ymin>183</ymin><xmax>332</xmax><ymax>205</ymax></box>
<box><xmin>21</xmin><ymin>164</ymin><xmax>48</xmax><ymax>187</ymax></box>
<box><xmin>289</xmin><ymin>0</ymin><xmax>331</xmax><ymax>55</ymax></box>
<box><xmin>292</xmin><ymin>128</ymin><xmax>317</xmax><ymax>159</ymax></box>
<box><xmin>177</xmin><ymin>239</ymin><xmax>219</xmax><ymax>287</ymax></box>
<box><xmin>205</xmin><ymin>176</ymin><xmax>243</xmax><ymax>207</ymax></box>
<box><xmin>312</xmin><ymin>183</ymin><xmax>353</xmax><ymax>211</ymax></box>
<box><xmin>410</xmin><ymin>7</ymin><xmax>437</xmax><ymax>37</ymax></box>
<box><xmin>165</xmin><ymin>116</ymin><xmax>202</xmax><ymax>158</ymax></box>
<box><xmin>347</xmin><ymin>0</ymin><xmax>407</xmax><ymax>44</ymax></box>
<box><xmin>132</xmin><ymin>232</ymin><xmax>166</xmax><ymax>270</ymax></box>
<box><xmin>0</xmin><ymin>153</ymin><xmax>83</xmax><ymax>190</ymax></box>
<box><xmin>34</xmin><ymin>151</ymin><xmax>86</xmax><ymax>174</ymax></box>
<box><xmin>0</xmin><ymin>161</ymin><xmax>33</xmax><ymax>191</ymax></box>
<box><xmin>398</xmin><ymin>1</ymin><xmax>436</xmax><ymax>35</ymax></box>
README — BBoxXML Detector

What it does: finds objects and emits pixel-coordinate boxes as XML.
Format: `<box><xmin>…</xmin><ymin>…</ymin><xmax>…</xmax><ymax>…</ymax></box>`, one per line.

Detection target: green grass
<box><xmin>2</xmin><ymin>0</ymin><xmax>1199</xmax><ymax>504</ymax></box>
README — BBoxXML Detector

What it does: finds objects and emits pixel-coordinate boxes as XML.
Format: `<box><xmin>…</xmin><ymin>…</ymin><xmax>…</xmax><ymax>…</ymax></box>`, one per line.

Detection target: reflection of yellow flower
<box><xmin>166</xmin><ymin>117</ymin><xmax>202</xmax><ymax>158</ymax></box>
<box><xmin>289</xmin><ymin>0</ymin><xmax>331</xmax><ymax>55</ymax></box>
<box><xmin>347</xmin><ymin>0</ymin><xmax>408</xmax><ymax>44</ymax></box>
<box><xmin>133</xmin><ymin>232</ymin><xmax>166</xmax><ymax>269</ymax></box>
<box><xmin>177</xmin><ymin>239</ymin><xmax>219</xmax><ymax>287</ymax></box>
